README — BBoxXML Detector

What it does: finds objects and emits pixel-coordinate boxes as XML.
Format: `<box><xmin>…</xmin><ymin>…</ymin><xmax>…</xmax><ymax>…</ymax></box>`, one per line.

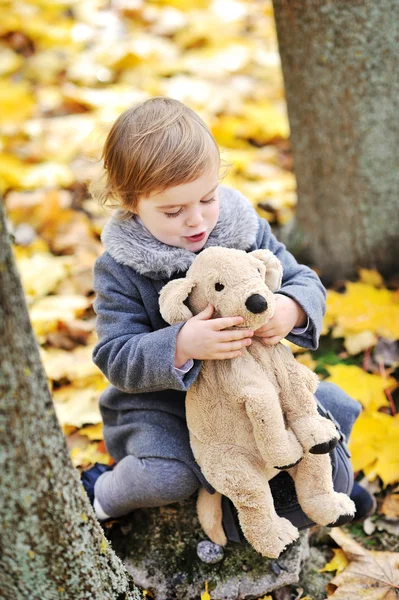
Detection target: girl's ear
<box><xmin>159</xmin><ymin>278</ymin><xmax>197</xmax><ymax>324</ymax></box>
<box><xmin>250</xmin><ymin>249</ymin><xmax>283</xmax><ymax>292</ymax></box>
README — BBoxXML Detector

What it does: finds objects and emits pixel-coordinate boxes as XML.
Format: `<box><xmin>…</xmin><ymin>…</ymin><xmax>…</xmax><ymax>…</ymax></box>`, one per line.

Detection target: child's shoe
<box><xmin>81</xmin><ymin>462</ymin><xmax>113</xmax><ymax>520</ymax></box>
<box><xmin>350</xmin><ymin>482</ymin><xmax>377</xmax><ymax>522</ymax></box>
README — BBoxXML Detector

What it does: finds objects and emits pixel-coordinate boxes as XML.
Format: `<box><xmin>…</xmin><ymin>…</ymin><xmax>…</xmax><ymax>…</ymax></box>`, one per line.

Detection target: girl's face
<box><xmin>134</xmin><ymin>167</ymin><xmax>220</xmax><ymax>251</ymax></box>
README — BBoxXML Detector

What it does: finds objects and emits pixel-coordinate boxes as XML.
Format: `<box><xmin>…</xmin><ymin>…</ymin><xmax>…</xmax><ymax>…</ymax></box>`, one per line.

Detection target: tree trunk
<box><xmin>272</xmin><ymin>0</ymin><xmax>399</xmax><ymax>283</ymax></box>
<box><xmin>0</xmin><ymin>200</ymin><xmax>141</xmax><ymax>599</ymax></box>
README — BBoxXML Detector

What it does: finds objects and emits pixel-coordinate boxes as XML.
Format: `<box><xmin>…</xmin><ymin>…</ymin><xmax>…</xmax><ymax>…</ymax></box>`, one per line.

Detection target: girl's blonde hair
<box><xmin>90</xmin><ymin>97</ymin><xmax>221</xmax><ymax>216</ymax></box>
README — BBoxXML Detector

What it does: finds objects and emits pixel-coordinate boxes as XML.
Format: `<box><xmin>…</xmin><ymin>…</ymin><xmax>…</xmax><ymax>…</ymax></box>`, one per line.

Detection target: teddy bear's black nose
<box><xmin>245</xmin><ymin>294</ymin><xmax>268</xmax><ymax>314</ymax></box>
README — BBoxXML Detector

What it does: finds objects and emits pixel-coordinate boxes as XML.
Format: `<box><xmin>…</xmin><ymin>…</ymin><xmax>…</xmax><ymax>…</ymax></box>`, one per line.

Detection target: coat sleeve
<box><xmin>255</xmin><ymin>218</ymin><xmax>326</xmax><ymax>350</ymax></box>
<box><xmin>92</xmin><ymin>253</ymin><xmax>202</xmax><ymax>394</ymax></box>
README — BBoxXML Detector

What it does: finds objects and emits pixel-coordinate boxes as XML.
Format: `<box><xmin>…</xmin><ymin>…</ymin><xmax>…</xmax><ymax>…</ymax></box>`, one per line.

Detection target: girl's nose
<box><xmin>186</xmin><ymin>208</ymin><xmax>204</xmax><ymax>227</ymax></box>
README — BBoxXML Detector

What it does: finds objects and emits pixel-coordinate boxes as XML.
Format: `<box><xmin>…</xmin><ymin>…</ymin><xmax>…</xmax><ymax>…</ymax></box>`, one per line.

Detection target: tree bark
<box><xmin>272</xmin><ymin>0</ymin><xmax>399</xmax><ymax>283</ymax></box>
<box><xmin>0</xmin><ymin>200</ymin><xmax>141</xmax><ymax>599</ymax></box>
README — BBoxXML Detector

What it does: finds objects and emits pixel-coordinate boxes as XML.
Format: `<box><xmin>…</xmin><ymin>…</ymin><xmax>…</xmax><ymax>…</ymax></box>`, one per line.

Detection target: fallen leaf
<box><xmin>201</xmin><ymin>580</ymin><xmax>211</xmax><ymax>600</ymax></box>
<box><xmin>30</xmin><ymin>295</ymin><xmax>92</xmax><ymax>339</ymax></box>
<box><xmin>294</xmin><ymin>352</ymin><xmax>317</xmax><ymax>371</ymax></box>
<box><xmin>344</xmin><ymin>330</ymin><xmax>378</xmax><ymax>355</ymax></box>
<box><xmin>326</xmin><ymin>283</ymin><xmax>399</xmax><ymax>342</ymax></box>
<box><xmin>53</xmin><ymin>385</ymin><xmax>104</xmax><ymax>428</ymax></box>
<box><xmin>0</xmin><ymin>79</ymin><xmax>35</xmax><ymax>124</ymax></box>
<box><xmin>40</xmin><ymin>345</ymin><xmax>104</xmax><ymax>384</ymax></box>
<box><xmin>349</xmin><ymin>412</ymin><xmax>399</xmax><ymax>486</ymax></box>
<box><xmin>325</xmin><ymin>364</ymin><xmax>396</xmax><ymax>412</ymax></box>
<box><xmin>327</xmin><ymin>528</ymin><xmax>399</xmax><ymax>599</ymax></box>
<box><xmin>359</xmin><ymin>269</ymin><xmax>384</xmax><ymax>288</ymax></box>
<box><xmin>319</xmin><ymin>548</ymin><xmax>349</xmax><ymax>575</ymax></box>
<box><xmin>79</xmin><ymin>423</ymin><xmax>103</xmax><ymax>441</ymax></box>
<box><xmin>381</xmin><ymin>493</ymin><xmax>399</xmax><ymax>519</ymax></box>
<box><xmin>16</xmin><ymin>253</ymin><xmax>72</xmax><ymax>301</ymax></box>
<box><xmin>70</xmin><ymin>442</ymin><xmax>112</xmax><ymax>468</ymax></box>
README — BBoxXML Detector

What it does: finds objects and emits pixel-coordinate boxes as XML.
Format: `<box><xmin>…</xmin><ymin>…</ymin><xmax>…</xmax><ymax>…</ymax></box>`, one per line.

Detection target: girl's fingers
<box><xmin>211</xmin><ymin>316</ymin><xmax>244</xmax><ymax>330</ymax></box>
<box><xmin>219</xmin><ymin>339</ymin><xmax>252</xmax><ymax>351</ymax></box>
<box><xmin>214</xmin><ymin>350</ymin><xmax>243</xmax><ymax>360</ymax></box>
<box><xmin>261</xmin><ymin>335</ymin><xmax>281</xmax><ymax>345</ymax></box>
<box><xmin>217</xmin><ymin>329</ymin><xmax>254</xmax><ymax>342</ymax></box>
<box><xmin>255</xmin><ymin>328</ymin><xmax>278</xmax><ymax>338</ymax></box>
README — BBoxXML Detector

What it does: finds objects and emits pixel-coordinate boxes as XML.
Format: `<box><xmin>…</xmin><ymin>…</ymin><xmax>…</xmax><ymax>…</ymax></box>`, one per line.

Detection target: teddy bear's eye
<box><xmin>215</xmin><ymin>282</ymin><xmax>225</xmax><ymax>292</ymax></box>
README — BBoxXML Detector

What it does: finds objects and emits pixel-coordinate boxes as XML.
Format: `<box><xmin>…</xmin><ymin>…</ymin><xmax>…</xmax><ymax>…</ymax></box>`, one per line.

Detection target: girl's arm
<box><xmin>254</xmin><ymin>218</ymin><xmax>326</xmax><ymax>350</ymax></box>
<box><xmin>92</xmin><ymin>253</ymin><xmax>202</xmax><ymax>394</ymax></box>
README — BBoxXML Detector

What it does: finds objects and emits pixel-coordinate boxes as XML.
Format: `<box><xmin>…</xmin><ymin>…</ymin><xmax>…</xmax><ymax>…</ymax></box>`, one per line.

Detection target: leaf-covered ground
<box><xmin>2</xmin><ymin>0</ymin><xmax>399</xmax><ymax>598</ymax></box>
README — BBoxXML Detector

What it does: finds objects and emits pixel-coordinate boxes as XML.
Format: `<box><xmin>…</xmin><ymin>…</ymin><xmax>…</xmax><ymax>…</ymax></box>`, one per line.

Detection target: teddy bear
<box><xmin>159</xmin><ymin>247</ymin><xmax>355</xmax><ymax>558</ymax></box>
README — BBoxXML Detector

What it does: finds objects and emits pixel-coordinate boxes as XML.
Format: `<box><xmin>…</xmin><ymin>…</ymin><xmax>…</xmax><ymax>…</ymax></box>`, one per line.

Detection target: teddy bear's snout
<box><xmin>245</xmin><ymin>294</ymin><xmax>268</xmax><ymax>314</ymax></box>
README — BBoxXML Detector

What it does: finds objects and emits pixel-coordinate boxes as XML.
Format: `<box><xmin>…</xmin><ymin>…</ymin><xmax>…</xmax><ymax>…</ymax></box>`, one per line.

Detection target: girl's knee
<box><xmin>315</xmin><ymin>381</ymin><xmax>362</xmax><ymax>440</ymax></box>
<box><xmin>147</xmin><ymin>458</ymin><xmax>200</xmax><ymax>504</ymax></box>
<box><xmin>316</xmin><ymin>381</ymin><xmax>361</xmax><ymax>418</ymax></box>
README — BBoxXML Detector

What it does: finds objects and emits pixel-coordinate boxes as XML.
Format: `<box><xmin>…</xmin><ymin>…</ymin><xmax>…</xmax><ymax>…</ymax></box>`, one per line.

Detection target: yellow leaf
<box><xmin>280</xmin><ymin>339</ymin><xmax>308</xmax><ymax>354</ymax></box>
<box><xmin>0</xmin><ymin>152</ymin><xmax>27</xmax><ymax>193</ymax></box>
<box><xmin>16</xmin><ymin>253</ymin><xmax>72</xmax><ymax>301</ymax></box>
<box><xmin>62</xmin><ymin>424</ymin><xmax>78</xmax><ymax>436</ymax></box>
<box><xmin>71</xmin><ymin>443</ymin><xmax>112</xmax><ymax>469</ymax></box>
<box><xmin>0</xmin><ymin>48</ymin><xmax>23</xmax><ymax>76</ymax></box>
<box><xmin>294</xmin><ymin>352</ymin><xmax>317</xmax><ymax>370</ymax></box>
<box><xmin>349</xmin><ymin>412</ymin><xmax>399</xmax><ymax>486</ymax></box>
<box><xmin>242</xmin><ymin>101</ymin><xmax>290</xmax><ymax>144</ymax></box>
<box><xmin>41</xmin><ymin>345</ymin><xmax>106</xmax><ymax>385</ymax></box>
<box><xmin>326</xmin><ymin>283</ymin><xmax>399</xmax><ymax>341</ymax></box>
<box><xmin>21</xmin><ymin>162</ymin><xmax>75</xmax><ymax>189</ymax></box>
<box><xmin>53</xmin><ymin>383</ymin><xmax>105</xmax><ymax>428</ymax></box>
<box><xmin>79</xmin><ymin>423</ymin><xmax>104</xmax><ymax>441</ymax></box>
<box><xmin>319</xmin><ymin>548</ymin><xmax>349</xmax><ymax>574</ymax></box>
<box><xmin>0</xmin><ymin>80</ymin><xmax>35</xmax><ymax>125</ymax></box>
<box><xmin>381</xmin><ymin>493</ymin><xmax>399</xmax><ymax>519</ymax></box>
<box><xmin>327</xmin><ymin>528</ymin><xmax>399</xmax><ymax>599</ymax></box>
<box><xmin>325</xmin><ymin>364</ymin><xmax>395</xmax><ymax>412</ymax></box>
<box><xmin>30</xmin><ymin>294</ymin><xmax>91</xmax><ymax>338</ymax></box>
<box><xmin>100</xmin><ymin>537</ymin><xmax>108</xmax><ymax>554</ymax></box>
<box><xmin>344</xmin><ymin>330</ymin><xmax>378</xmax><ymax>355</ymax></box>
<box><xmin>359</xmin><ymin>269</ymin><xmax>384</xmax><ymax>288</ymax></box>
<box><xmin>201</xmin><ymin>581</ymin><xmax>211</xmax><ymax>600</ymax></box>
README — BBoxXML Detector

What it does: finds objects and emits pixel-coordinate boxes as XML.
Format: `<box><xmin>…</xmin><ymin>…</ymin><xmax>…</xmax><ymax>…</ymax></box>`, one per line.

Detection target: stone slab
<box><xmin>107</xmin><ymin>497</ymin><xmax>310</xmax><ymax>600</ymax></box>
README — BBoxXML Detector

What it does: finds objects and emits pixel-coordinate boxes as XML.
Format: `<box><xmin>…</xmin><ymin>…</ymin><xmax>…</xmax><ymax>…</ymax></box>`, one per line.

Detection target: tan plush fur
<box><xmin>159</xmin><ymin>247</ymin><xmax>355</xmax><ymax>558</ymax></box>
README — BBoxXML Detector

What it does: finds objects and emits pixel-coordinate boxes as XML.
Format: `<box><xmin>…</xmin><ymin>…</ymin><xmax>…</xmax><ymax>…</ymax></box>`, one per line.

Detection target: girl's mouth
<box><xmin>185</xmin><ymin>232</ymin><xmax>206</xmax><ymax>243</ymax></box>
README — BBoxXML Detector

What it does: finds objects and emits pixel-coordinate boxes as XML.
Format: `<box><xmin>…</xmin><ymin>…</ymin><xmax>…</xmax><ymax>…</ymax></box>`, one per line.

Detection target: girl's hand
<box><xmin>254</xmin><ymin>294</ymin><xmax>306</xmax><ymax>346</ymax></box>
<box><xmin>175</xmin><ymin>304</ymin><xmax>254</xmax><ymax>367</ymax></box>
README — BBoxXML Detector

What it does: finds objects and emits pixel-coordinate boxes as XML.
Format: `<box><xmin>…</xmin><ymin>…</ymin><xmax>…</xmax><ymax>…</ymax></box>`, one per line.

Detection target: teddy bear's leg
<box><xmin>201</xmin><ymin>450</ymin><xmax>299</xmax><ymax>558</ymax></box>
<box><xmin>277</xmin><ymin>357</ymin><xmax>339</xmax><ymax>454</ymax></box>
<box><xmin>244</xmin><ymin>387</ymin><xmax>303</xmax><ymax>469</ymax></box>
<box><xmin>287</xmin><ymin>453</ymin><xmax>356</xmax><ymax>526</ymax></box>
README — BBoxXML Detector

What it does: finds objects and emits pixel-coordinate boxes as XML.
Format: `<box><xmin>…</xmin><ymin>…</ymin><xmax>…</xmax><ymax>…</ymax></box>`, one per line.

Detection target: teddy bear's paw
<box><xmin>249</xmin><ymin>517</ymin><xmax>300</xmax><ymax>558</ymax></box>
<box><xmin>272</xmin><ymin>429</ymin><xmax>304</xmax><ymax>470</ymax></box>
<box><xmin>291</xmin><ymin>416</ymin><xmax>339</xmax><ymax>454</ymax></box>
<box><xmin>300</xmin><ymin>492</ymin><xmax>356</xmax><ymax>526</ymax></box>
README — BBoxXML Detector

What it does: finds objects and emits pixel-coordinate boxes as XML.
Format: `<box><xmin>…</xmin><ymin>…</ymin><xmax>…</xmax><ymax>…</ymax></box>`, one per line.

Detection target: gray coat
<box><xmin>93</xmin><ymin>186</ymin><xmax>326</xmax><ymax>487</ymax></box>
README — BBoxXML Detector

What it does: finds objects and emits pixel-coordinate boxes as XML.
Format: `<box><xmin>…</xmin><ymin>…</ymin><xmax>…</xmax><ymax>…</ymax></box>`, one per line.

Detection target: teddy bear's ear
<box><xmin>250</xmin><ymin>249</ymin><xmax>283</xmax><ymax>292</ymax></box>
<box><xmin>159</xmin><ymin>278</ymin><xmax>197</xmax><ymax>324</ymax></box>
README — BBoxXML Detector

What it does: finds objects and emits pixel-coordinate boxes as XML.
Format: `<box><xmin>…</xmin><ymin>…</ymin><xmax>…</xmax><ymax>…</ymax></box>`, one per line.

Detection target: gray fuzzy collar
<box><xmin>101</xmin><ymin>185</ymin><xmax>259</xmax><ymax>280</ymax></box>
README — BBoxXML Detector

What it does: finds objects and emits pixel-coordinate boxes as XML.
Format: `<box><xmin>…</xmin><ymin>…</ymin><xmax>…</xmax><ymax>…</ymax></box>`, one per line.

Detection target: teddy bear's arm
<box><xmin>240</xmin><ymin>383</ymin><xmax>303</xmax><ymax>470</ymax></box>
<box><xmin>271</xmin><ymin>344</ymin><xmax>339</xmax><ymax>454</ymax></box>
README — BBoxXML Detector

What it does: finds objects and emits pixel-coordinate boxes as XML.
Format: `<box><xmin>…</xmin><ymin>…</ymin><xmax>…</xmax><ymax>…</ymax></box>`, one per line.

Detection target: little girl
<box><xmin>83</xmin><ymin>97</ymin><xmax>375</xmax><ymax>531</ymax></box>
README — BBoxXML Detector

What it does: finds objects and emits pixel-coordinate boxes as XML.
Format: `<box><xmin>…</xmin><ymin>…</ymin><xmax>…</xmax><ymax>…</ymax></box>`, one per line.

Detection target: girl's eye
<box><xmin>165</xmin><ymin>208</ymin><xmax>183</xmax><ymax>218</ymax></box>
<box><xmin>215</xmin><ymin>282</ymin><xmax>224</xmax><ymax>291</ymax></box>
<box><xmin>164</xmin><ymin>196</ymin><xmax>215</xmax><ymax>218</ymax></box>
